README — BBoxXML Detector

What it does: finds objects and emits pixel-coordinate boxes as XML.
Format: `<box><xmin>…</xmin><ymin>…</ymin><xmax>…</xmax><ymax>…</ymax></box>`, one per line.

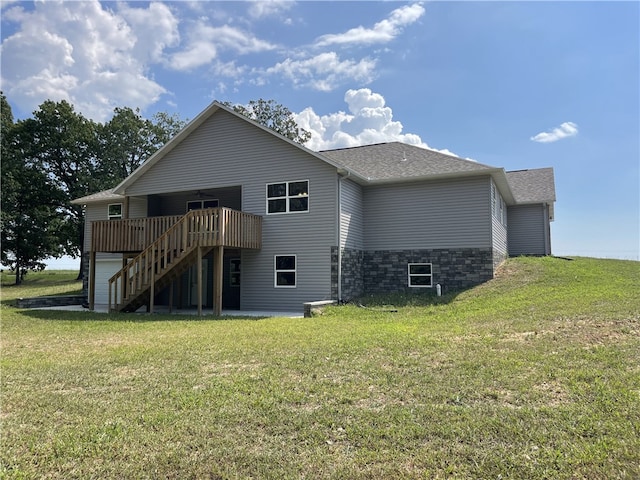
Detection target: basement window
<box><xmin>274</xmin><ymin>255</ymin><xmax>296</xmax><ymax>288</ymax></box>
<box><xmin>108</xmin><ymin>203</ymin><xmax>122</xmax><ymax>220</ymax></box>
<box><xmin>267</xmin><ymin>180</ymin><xmax>309</xmax><ymax>214</ymax></box>
<box><xmin>408</xmin><ymin>263</ymin><xmax>432</xmax><ymax>288</ymax></box>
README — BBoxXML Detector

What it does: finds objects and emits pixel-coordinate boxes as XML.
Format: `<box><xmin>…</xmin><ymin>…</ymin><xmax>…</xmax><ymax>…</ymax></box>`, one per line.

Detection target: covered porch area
<box><xmin>89</xmin><ymin>206</ymin><xmax>262</xmax><ymax>316</ymax></box>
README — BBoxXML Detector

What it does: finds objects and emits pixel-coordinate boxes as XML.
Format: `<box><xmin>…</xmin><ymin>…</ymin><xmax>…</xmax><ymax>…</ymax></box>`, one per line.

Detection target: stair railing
<box><xmin>107</xmin><ymin>208</ymin><xmax>223</xmax><ymax>312</ymax></box>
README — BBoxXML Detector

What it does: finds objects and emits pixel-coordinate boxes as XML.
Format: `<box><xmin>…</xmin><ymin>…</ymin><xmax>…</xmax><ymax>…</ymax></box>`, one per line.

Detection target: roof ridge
<box><xmin>319</xmin><ymin>141</ymin><xmax>397</xmax><ymax>153</ymax></box>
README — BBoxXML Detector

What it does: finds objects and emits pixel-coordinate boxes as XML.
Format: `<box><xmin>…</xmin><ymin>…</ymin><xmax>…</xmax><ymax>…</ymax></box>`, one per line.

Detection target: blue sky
<box><xmin>1</xmin><ymin>1</ymin><xmax>639</xmax><ymax>268</ymax></box>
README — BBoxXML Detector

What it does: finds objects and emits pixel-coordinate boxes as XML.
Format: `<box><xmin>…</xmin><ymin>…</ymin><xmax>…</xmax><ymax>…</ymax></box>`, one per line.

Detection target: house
<box><xmin>72</xmin><ymin>101</ymin><xmax>556</xmax><ymax>315</ymax></box>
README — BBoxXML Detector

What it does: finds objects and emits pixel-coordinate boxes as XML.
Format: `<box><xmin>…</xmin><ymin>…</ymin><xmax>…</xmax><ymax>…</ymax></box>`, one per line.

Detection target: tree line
<box><xmin>1</xmin><ymin>95</ymin><xmax>309</xmax><ymax>284</ymax></box>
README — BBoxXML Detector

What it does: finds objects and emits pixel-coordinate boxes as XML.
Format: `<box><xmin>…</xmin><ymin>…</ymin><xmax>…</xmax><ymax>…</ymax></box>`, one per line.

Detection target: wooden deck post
<box><xmin>149</xmin><ymin>248</ymin><xmax>155</xmax><ymax>314</ymax></box>
<box><xmin>89</xmin><ymin>250</ymin><xmax>96</xmax><ymax>310</ymax></box>
<box><xmin>197</xmin><ymin>246</ymin><xmax>203</xmax><ymax>317</ymax></box>
<box><xmin>214</xmin><ymin>246</ymin><xmax>224</xmax><ymax>316</ymax></box>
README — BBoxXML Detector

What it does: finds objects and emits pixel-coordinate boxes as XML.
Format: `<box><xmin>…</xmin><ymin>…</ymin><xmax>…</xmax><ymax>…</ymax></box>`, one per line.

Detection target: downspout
<box><xmin>337</xmin><ymin>174</ymin><xmax>342</xmax><ymax>302</ymax></box>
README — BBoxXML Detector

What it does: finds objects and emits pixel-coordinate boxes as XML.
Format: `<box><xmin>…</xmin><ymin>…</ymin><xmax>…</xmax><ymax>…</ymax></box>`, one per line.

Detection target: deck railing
<box><xmin>92</xmin><ymin>208</ymin><xmax>262</xmax><ymax>253</ymax></box>
<box><xmin>105</xmin><ymin>208</ymin><xmax>261</xmax><ymax>312</ymax></box>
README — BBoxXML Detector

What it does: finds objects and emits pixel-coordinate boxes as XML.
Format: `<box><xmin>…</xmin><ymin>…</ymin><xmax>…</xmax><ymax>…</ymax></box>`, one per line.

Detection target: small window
<box><xmin>274</xmin><ymin>255</ymin><xmax>296</xmax><ymax>288</ymax></box>
<box><xmin>187</xmin><ymin>199</ymin><xmax>219</xmax><ymax>211</ymax></box>
<box><xmin>408</xmin><ymin>263</ymin><xmax>432</xmax><ymax>288</ymax></box>
<box><xmin>267</xmin><ymin>180</ymin><xmax>308</xmax><ymax>214</ymax></box>
<box><xmin>108</xmin><ymin>203</ymin><xmax>122</xmax><ymax>220</ymax></box>
<box><xmin>229</xmin><ymin>258</ymin><xmax>240</xmax><ymax>287</ymax></box>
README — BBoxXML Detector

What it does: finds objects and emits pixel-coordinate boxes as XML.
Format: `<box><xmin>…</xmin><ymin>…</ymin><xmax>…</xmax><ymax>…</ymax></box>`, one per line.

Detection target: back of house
<box><xmin>73</xmin><ymin>102</ymin><xmax>556</xmax><ymax>315</ymax></box>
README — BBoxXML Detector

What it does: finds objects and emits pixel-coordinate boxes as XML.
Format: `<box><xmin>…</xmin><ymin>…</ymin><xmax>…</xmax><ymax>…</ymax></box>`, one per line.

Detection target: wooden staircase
<box><xmin>106</xmin><ymin>208</ymin><xmax>260</xmax><ymax>313</ymax></box>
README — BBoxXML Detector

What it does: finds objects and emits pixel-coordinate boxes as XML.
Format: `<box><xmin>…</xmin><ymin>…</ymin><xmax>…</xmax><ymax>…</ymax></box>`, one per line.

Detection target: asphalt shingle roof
<box><xmin>506</xmin><ymin>168</ymin><xmax>556</xmax><ymax>204</ymax></box>
<box><xmin>71</xmin><ymin>188</ymin><xmax>123</xmax><ymax>205</ymax></box>
<box><xmin>319</xmin><ymin>142</ymin><xmax>494</xmax><ymax>181</ymax></box>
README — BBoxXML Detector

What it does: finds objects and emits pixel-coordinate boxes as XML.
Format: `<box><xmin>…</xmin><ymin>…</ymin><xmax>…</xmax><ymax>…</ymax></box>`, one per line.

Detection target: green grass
<box><xmin>1</xmin><ymin>257</ymin><xmax>639</xmax><ymax>479</ymax></box>
<box><xmin>1</xmin><ymin>270</ymin><xmax>82</xmax><ymax>303</ymax></box>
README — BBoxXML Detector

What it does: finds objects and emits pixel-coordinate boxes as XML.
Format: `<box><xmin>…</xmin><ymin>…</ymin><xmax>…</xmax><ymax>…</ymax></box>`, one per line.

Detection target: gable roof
<box><xmin>506</xmin><ymin>168</ymin><xmax>556</xmax><ymax>204</ymax></box>
<box><xmin>112</xmin><ymin>101</ymin><xmax>353</xmax><ymax>195</ymax></box>
<box><xmin>98</xmin><ymin>100</ymin><xmax>551</xmax><ymax>209</ymax></box>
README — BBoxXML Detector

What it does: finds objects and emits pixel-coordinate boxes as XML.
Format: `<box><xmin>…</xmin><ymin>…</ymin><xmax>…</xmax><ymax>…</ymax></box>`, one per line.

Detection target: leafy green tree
<box><xmin>223</xmin><ymin>99</ymin><xmax>311</xmax><ymax>144</ymax></box>
<box><xmin>18</xmin><ymin>100</ymin><xmax>101</xmax><ymax>279</ymax></box>
<box><xmin>1</xmin><ymin>94</ymin><xmax>65</xmax><ymax>284</ymax></box>
<box><xmin>99</xmin><ymin>107</ymin><xmax>186</xmax><ymax>181</ymax></box>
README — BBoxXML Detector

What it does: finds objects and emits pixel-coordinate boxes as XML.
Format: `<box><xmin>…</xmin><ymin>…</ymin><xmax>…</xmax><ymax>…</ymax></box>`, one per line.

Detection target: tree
<box><xmin>18</xmin><ymin>100</ymin><xmax>101</xmax><ymax>280</ymax></box>
<box><xmin>223</xmin><ymin>99</ymin><xmax>311</xmax><ymax>144</ymax></box>
<box><xmin>99</xmin><ymin>107</ymin><xmax>186</xmax><ymax>181</ymax></box>
<box><xmin>1</xmin><ymin>94</ymin><xmax>65</xmax><ymax>284</ymax></box>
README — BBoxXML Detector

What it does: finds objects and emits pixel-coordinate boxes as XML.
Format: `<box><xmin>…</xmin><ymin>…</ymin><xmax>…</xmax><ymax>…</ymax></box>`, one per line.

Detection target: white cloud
<box><xmin>530</xmin><ymin>121</ymin><xmax>579</xmax><ymax>143</ymax></box>
<box><xmin>167</xmin><ymin>22</ymin><xmax>276</xmax><ymax>71</ymax></box>
<box><xmin>295</xmin><ymin>88</ymin><xmax>456</xmax><ymax>156</ymax></box>
<box><xmin>264</xmin><ymin>52</ymin><xmax>377</xmax><ymax>91</ymax></box>
<box><xmin>0</xmin><ymin>0</ymin><xmax>174</xmax><ymax>121</ymax></box>
<box><xmin>248</xmin><ymin>0</ymin><xmax>294</xmax><ymax>19</ymax></box>
<box><xmin>315</xmin><ymin>3</ymin><xmax>425</xmax><ymax>47</ymax></box>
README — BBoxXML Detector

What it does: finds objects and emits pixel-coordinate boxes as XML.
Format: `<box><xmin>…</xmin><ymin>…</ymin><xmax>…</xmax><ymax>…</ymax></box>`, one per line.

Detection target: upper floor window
<box><xmin>108</xmin><ymin>203</ymin><xmax>122</xmax><ymax>220</ymax></box>
<box><xmin>267</xmin><ymin>180</ymin><xmax>308</xmax><ymax>214</ymax></box>
<box><xmin>187</xmin><ymin>199</ymin><xmax>219</xmax><ymax>211</ymax></box>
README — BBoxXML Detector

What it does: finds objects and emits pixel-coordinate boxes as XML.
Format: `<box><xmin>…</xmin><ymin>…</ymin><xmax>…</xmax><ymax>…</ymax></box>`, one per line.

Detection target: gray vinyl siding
<box><xmin>129</xmin><ymin>197</ymin><xmax>147</xmax><ymax>218</ymax></box>
<box><xmin>340</xmin><ymin>178</ymin><xmax>364</xmax><ymax>250</ymax></box>
<box><xmin>83</xmin><ymin>197</ymin><xmax>147</xmax><ymax>259</ymax></box>
<box><xmin>363</xmin><ymin>176</ymin><xmax>492</xmax><ymax>250</ymax></box>
<box><xmin>125</xmin><ymin>109</ymin><xmax>338</xmax><ymax>312</ymax></box>
<box><xmin>507</xmin><ymin>204</ymin><xmax>550</xmax><ymax>256</ymax></box>
<box><xmin>490</xmin><ymin>180</ymin><xmax>508</xmax><ymax>256</ymax></box>
<box><xmin>491</xmin><ymin>215</ymin><xmax>508</xmax><ymax>255</ymax></box>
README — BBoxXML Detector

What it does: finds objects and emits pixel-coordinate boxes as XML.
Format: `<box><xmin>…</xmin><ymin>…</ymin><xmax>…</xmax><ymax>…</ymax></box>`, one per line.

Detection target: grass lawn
<box><xmin>1</xmin><ymin>257</ymin><xmax>639</xmax><ymax>479</ymax></box>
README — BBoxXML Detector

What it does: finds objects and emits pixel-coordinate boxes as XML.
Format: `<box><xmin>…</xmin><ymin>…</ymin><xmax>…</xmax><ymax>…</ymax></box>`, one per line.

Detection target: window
<box><xmin>187</xmin><ymin>199</ymin><xmax>219</xmax><ymax>211</ymax></box>
<box><xmin>491</xmin><ymin>182</ymin><xmax>507</xmax><ymax>226</ymax></box>
<box><xmin>108</xmin><ymin>203</ymin><xmax>122</xmax><ymax>220</ymax></box>
<box><xmin>408</xmin><ymin>263</ymin><xmax>432</xmax><ymax>288</ymax></box>
<box><xmin>491</xmin><ymin>182</ymin><xmax>497</xmax><ymax>217</ymax></box>
<box><xmin>267</xmin><ymin>180</ymin><xmax>308</xmax><ymax>214</ymax></box>
<box><xmin>274</xmin><ymin>255</ymin><xmax>296</xmax><ymax>287</ymax></box>
<box><xmin>229</xmin><ymin>258</ymin><xmax>240</xmax><ymax>287</ymax></box>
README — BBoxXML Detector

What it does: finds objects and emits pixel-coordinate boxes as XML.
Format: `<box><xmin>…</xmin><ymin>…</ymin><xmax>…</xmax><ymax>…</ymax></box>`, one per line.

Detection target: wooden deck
<box><xmin>90</xmin><ymin>208</ymin><xmax>262</xmax><ymax>315</ymax></box>
<box><xmin>91</xmin><ymin>208</ymin><xmax>262</xmax><ymax>253</ymax></box>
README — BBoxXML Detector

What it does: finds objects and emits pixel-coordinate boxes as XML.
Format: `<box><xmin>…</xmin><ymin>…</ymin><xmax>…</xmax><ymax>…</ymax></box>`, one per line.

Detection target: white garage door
<box><xmin>93</xmin><ymin>259</ymin><xmax>123</xmax><ymax>307</ymax></box>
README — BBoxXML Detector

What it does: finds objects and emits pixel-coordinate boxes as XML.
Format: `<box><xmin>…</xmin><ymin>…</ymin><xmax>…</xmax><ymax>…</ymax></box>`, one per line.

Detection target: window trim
<box><xmin>274</xmin><ymin>254</ymin><xmax>297</xmax><ymax>288</ymax></box>
<box><xmin>408</xmin><ymin>263</ymin><xmax>433</xmax><ymax>288</ymax></box>
<box><xmin>266</xmin><ymin>180</ymin><xmax>309</xmax><ymax>215</ymax></box>
<box><xmin>107</xmin><ymin>203</ymin><xmax>123</xmax><ymax>220</ymax></box>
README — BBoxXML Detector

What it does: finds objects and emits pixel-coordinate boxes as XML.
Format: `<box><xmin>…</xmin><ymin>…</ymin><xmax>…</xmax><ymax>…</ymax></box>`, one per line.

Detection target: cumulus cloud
<box><xmin>295</xmin><ymin>88</ymin><xmax>456</xmax><ymax>156</ymax></box>
<box><xmin>264</xmin><ymin>53</ymin><xmax>377</xmax><ymax>91</ymax></box>
<box><xmin>0</xmin><ymin>0</ymin><xmax>175</xmax><ymax>121</ymax></box>
<box><xmin>168</xmin><ymin>22</ymin><xmax>275</xmax><ymax>71</ymax></box>
<box><xmin>248</xmin><ymin>0</ymin><xmax>293</xmax><ymax>19</ymax></box>
<box><xmin>315</xmin><ymin>3</ymin><xmax>425</xmax><ymax>47</ymax></box>
<box><xmin>530</xmin><ymin>121</ymin><xmax>579</xmax><ymax>143</ymax></box>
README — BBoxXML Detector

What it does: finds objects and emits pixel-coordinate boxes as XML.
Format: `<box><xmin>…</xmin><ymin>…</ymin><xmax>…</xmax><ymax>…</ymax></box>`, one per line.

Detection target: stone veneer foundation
<box><xmin>332</xmin><ymin>247</ymin><xmax>505</xmax><ymax>301</ymax></box>
<box><xmin>81</xmin><ymin>251</ymin><xmax>90</xmax><ymax>302</ymax></box>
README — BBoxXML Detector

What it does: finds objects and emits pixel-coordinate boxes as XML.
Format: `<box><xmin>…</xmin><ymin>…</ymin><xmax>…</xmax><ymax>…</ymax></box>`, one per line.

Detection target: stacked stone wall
<box><xmin>362</xmin><ymin>248</ymin><xmax>495</xmax><ymax>295</ymax></box>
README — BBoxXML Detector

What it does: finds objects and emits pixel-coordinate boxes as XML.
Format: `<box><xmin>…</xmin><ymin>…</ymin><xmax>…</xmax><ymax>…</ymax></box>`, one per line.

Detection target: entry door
<box><xmin>223</xmin><ymin>257</ymin><xmax>241</xmax><ymax>309</ymax></box>
<box><xmin>189</xmin><ymin>259</ymin><xmax>208</xmax><ymax>306</ymax></box>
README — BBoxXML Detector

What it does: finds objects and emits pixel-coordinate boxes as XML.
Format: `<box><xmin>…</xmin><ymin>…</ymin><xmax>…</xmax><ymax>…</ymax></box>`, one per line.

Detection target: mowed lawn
<box><xmin>1</xmin><ymin>257</ymin><xmax>639</xmax><ymax>479</ymax></box>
